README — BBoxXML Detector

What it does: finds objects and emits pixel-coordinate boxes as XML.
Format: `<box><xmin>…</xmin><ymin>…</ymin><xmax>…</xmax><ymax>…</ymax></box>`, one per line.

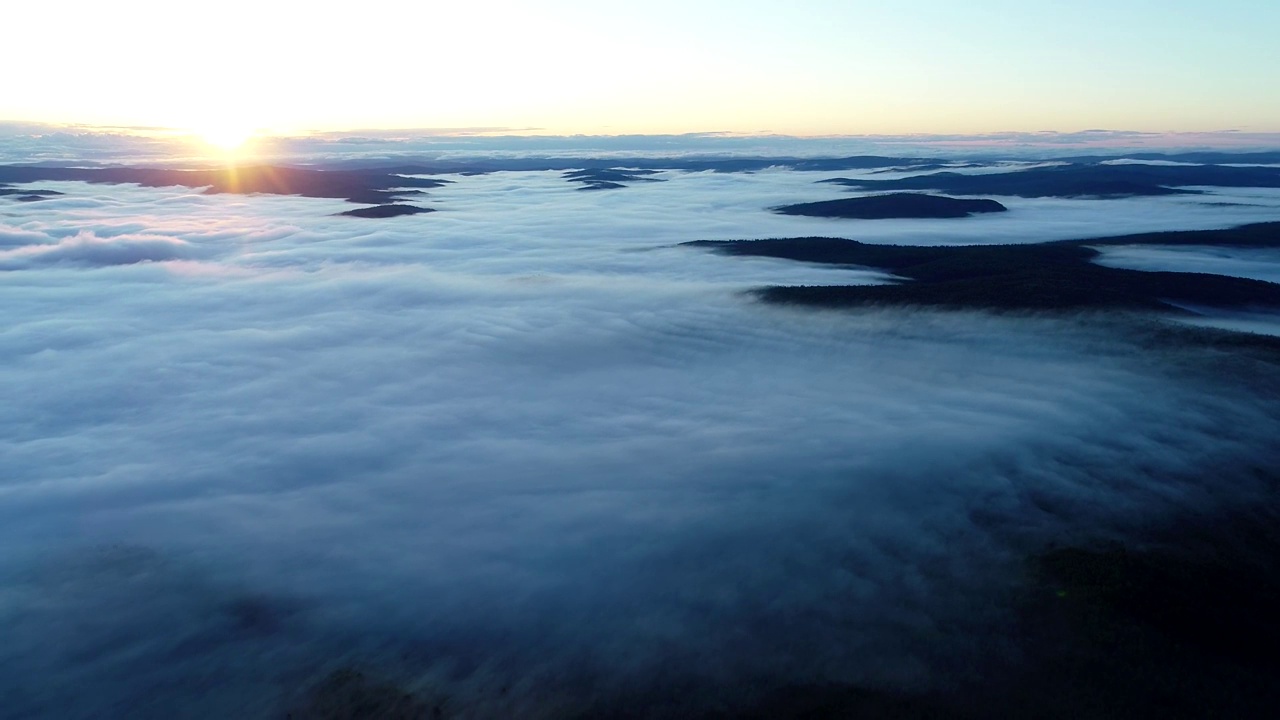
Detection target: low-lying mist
<box><xmin>2</xmin><ymin>174</ymin><xmax>1279</xmax><ymax>718</ymax></box>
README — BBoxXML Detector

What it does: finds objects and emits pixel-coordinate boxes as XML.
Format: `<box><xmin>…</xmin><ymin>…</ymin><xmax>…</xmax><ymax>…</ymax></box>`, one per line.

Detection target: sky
<box><xmin>6</xmin><ymin>0</ymin><xmax>1279</xmax><ymax>139</ymax></box>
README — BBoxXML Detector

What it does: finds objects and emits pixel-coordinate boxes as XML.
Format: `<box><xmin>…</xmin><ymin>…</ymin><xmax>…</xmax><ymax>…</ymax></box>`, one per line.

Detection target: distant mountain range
<box><xmin>4</xmin><ymin>153</ymin><xmax>1280</xmax><ymax>217</ymax></box>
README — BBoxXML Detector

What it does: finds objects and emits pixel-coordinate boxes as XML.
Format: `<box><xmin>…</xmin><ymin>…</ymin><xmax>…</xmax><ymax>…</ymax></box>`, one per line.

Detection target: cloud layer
<box><xmin>2</xmin><ymin>172</ymin><xmax>1280</xmax><ymax>717</ymax></box>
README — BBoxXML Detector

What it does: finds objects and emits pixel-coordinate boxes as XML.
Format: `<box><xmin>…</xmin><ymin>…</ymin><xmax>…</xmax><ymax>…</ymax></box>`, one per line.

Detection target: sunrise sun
<box><xmin>196</xmin><ymin>125</ymin><xmax>256</xmax><ymax>153</ymax></box>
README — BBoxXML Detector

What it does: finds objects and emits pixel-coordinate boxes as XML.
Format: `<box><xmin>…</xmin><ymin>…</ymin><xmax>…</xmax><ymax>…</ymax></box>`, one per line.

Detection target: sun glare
<box><xmin>197</xmin><ymin>125</ymin><xmax>255</xmax><ymax>153</ymax></box>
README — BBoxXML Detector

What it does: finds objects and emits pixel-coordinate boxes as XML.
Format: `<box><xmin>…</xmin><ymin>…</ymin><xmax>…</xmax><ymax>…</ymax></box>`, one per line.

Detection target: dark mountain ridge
<box><xmin>820</xmin><ymin>163</ymin><xmax>1280</xmax><ymax>198</ymax></box>
<box><xmin>0</xmin><ymin>165</ymin><xmax>448</xmax><ymax>205</ymax></box>
<box><xmin>773</xmin><ymin>193</ymin><xmax>1007</xmax><ymax>219</ymax></box>
<box><xmin>684</xmin><ymin>222</ymin><xmax>1280</xmax><ymax>314</ymax></box>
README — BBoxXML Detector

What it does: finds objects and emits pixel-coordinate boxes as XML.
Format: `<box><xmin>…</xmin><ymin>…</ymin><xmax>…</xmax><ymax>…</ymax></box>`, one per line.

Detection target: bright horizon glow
<box><xmin>196</xmin><ymin>125</ymin><xmax>255</xmax><ymax>152</ymax></box>
<box><xmin>6</xmin><ymin>1</ymin><xmax>1280</xmax><ymax>137</ymax></box>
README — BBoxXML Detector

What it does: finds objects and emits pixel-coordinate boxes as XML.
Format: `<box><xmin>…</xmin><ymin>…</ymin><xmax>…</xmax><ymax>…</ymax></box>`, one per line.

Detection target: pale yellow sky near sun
<box><xmin>5</xmin><ymin>1</ymin><xmax>1278</xmax><ymax>138</ymax></box>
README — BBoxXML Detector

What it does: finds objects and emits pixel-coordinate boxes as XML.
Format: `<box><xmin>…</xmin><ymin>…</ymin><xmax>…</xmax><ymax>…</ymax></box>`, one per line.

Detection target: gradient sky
<box><xmin>6</xmin><ymin>0</ymin><xmax>1279</xmax><ymax>137</ymax></box>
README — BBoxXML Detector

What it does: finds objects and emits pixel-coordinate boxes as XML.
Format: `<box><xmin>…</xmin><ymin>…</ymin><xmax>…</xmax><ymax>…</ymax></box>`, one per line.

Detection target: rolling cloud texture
<box><xmin>2</xmin><ymin>169</ymin><xmax>1280</xmax><ymax>717</ymax></box>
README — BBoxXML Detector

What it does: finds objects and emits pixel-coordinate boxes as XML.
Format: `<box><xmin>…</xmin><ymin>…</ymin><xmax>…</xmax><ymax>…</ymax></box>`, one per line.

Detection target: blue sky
<box><xmin>4</xmin><ymin>0</ymin><xmax>1278</xmax><ymax>136</ymax></box>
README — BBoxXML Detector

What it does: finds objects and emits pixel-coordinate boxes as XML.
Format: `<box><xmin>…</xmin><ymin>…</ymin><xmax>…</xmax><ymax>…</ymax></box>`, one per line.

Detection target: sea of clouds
<box><xmin>2</xmin><ymin>170</ymin><xmax>1280</xmax><ymax>717</ymax></box>
<box><xmin>6</xmin><ymin>121</ymin><xmax>1280</xmax><ymax>166</ymax></box>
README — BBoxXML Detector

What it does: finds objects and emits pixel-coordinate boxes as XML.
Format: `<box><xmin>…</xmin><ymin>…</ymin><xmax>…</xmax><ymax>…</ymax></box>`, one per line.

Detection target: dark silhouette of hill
<box><xmin>270</xmin><ymin>151</ymin><xmax>1280</xmax><ymax>176</ymax></box>
<box><xmin>563</xmin><ymin>168</ymin><xmax>663</xmax><ymax>182</ymax></box>
<box><xmin>821</xmin><ymin>163</ymin><xmax>1280</xmax><ymax>198</ymax></box>
<box><xmin>0</xmin><ymin>166</ymin><xmax>448</xmax><ymax>204</ymax></box>
<box><xmin>684</xmin><ymin>223</ymin><xmax>1280</xmax><ymax>313</ymax></box>
<box><xmin>4</xmin><ymin>153</ymin><xmax>1277</xmax><ymax>207</ymax></box>
<box><xmin>563</xmin><ymin>168</ymin><xmax>666</xmax><ymax>190</ymax></box>
<box><xmin>0</xmin><ymin>185</ymin><xmax>63</xmax><ymax>200</ymax></box>
<box><xmin>1052</xmin><ymin>151</ymin><xmax>1280</xmax><ymax>165</ymax></box>
<box><xmin>335</xmin><ymin>204</ymin><xmax>434</xmax><ymax>218</ymax></box>
<box><xmin>311</xmin><ymin>155</ymin><xmax>946</xmax><ymax>175</ymax></box>
<box><xmin>773</xmin><ymin>193</ymin><xmax>1007</xmax><ymax>219</ymax></box>
<box><xmin>870</xmin><ymin>162</ymin><xmax>985</xmax><ymax>174</ymax></box>
<box><xmin>1076</xmin><ymin>222</ymin><xmax>1280</xmax><ymax>249</ymax></box>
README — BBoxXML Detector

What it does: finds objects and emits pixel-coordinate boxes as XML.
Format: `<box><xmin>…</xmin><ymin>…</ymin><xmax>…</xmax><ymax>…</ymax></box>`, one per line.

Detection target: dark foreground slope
<box><xmin>282</xmin><ymin>487</ymin><xmax>1280</xmax><ymax>720</ymax></box>
<box><xmin>685</xmin><ymin>222</ymin><xmax>1280</xmax><ymax>313</ymax></box>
